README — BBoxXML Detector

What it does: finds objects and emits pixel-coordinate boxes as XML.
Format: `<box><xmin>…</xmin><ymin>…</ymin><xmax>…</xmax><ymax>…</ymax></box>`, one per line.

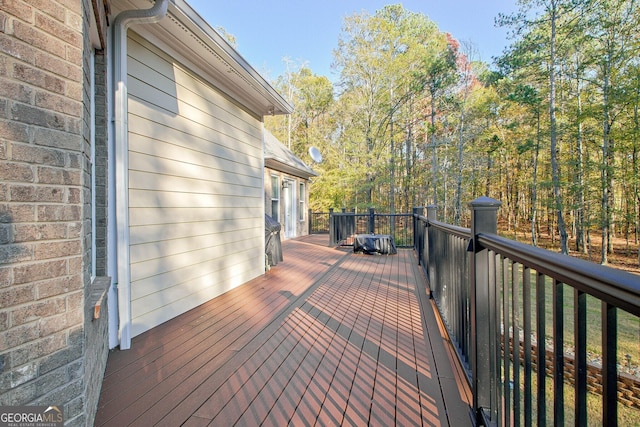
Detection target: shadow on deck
<box><xmin>95</xmin><ymin>234</ymin><xmax>472</xmax><ymax>426</ymax></box>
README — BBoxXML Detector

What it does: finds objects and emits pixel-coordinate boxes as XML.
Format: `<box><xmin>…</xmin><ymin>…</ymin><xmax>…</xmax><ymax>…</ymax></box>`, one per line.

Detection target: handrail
<box><xmin>420</xmin><ymin>215</ymin><xmax>470</xmax><ymax>240</ymax></box>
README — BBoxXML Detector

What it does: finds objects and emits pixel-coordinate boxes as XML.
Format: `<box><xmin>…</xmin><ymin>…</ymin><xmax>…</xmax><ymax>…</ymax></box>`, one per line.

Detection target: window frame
<box><xmin>271</xmin><ymin>175</ymin><xmax>280</xmax><ymax>222</ymax></box>
<box><xmin>298</xmin><ymin>182</ymin><xmax>305</xmax><ymax>221</ymax></box>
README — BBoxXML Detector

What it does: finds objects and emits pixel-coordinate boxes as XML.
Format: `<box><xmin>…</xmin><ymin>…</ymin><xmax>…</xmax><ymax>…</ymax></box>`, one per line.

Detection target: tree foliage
<box><xmin>265</xmin><ymin>1</ymin><xmax>640</xmax><ymax>261</ymax></box>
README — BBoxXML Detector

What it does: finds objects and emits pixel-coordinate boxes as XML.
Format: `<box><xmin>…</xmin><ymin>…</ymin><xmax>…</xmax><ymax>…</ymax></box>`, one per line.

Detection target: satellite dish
<box><xmin>309</xmin><ymin>146</ymin><xmax>323</xmax><ymax>163</ymax></box>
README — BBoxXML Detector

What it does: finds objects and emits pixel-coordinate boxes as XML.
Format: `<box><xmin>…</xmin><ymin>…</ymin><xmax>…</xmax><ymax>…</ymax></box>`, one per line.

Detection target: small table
<box><xmin>353</xmin><ymin>234</ymin><xmax>397</xmax><ymax>255</ymax></box>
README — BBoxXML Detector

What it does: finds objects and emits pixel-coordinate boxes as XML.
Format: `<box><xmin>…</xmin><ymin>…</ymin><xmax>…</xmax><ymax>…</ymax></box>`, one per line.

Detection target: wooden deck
<box><xmin>95</xmin><ymin>235</ymin><xmax>472</xmax><ymax>426</ymax></box>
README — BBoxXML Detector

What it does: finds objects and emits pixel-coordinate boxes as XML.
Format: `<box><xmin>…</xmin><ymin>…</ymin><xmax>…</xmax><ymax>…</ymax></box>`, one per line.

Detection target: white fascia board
<box><xmin>138</xmin><ymin>0</ymin><xmax>293</xmax><ymax>117</ymax></box>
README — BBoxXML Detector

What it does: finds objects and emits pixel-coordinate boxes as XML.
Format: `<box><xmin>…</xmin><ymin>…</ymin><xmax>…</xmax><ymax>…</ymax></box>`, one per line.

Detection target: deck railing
<box><xmin>414</xmin><ymin>197</ymin><xmax>640</xmax><ymax>426</ymax></box>
<box><xmin>309</xmin><ymin>209</ymin><xmax>331</xmax><ymax>234</ymax></box>
<box><xmin>324</xmin><ymin>208</ymin><xmax>414</xmax><ymax>247</ymax></box>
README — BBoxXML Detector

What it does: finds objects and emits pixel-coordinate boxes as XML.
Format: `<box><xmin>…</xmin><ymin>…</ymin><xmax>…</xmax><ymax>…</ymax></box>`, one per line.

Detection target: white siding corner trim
<box><xmin>112</xmin><ymin>0</ymin><xmax>170</xmax><ymax>350</ymax></box>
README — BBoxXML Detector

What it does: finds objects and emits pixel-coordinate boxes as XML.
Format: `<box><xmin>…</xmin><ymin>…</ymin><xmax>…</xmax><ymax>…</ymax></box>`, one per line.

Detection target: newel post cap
<box><xmin>469</xmin><ymin>196</ymin><xmax>502</xmax><ymax>211</ymax></box>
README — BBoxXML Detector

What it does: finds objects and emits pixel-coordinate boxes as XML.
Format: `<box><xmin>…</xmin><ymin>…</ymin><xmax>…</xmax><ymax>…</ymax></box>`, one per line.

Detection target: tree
<box><xmin>585</xmin><ymin>0</ymin><xmax>639</xmax><ymax>263</ymax></box>
<box><xmin>332</xmin><ymin>4</ymin><xmax>450</xmax><ymax>210</ymax></box>
<box><xmin>412</xmin><ymin>35</ymin><xmax>459</xmax><ymax>205</ymax></box>
<box><xmin>263</xmin><ymin>1</ymin><xmax>640</xmax><ymax>269</ymax></box>
<box><xmin>498</xmin><ymin>0</ymin><xmax>595</xmax><ymax>254</ymax></box>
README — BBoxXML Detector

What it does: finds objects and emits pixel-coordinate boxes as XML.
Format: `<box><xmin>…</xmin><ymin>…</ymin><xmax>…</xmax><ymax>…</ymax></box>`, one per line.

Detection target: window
<box><xmin>298</xmin><ymin>182</ymin><xmax>305</xmax><ymax>221</ymax></box>
<box><xmin>271</xmin><ymin>175</ymin><xmax>280</xmax><ymax>222</ymax></box>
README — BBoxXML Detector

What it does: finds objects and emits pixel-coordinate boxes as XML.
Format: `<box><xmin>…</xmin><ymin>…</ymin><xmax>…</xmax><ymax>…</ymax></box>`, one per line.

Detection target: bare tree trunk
<box><xmin>575</xmin><ymin>71</ymin><xmax>587</xmax><ymax>254</ymax></box>
<box><xmin>549</xmin><ymin>0</ymin><xmax>569</xmax><ymax>254</ymax></box>
<box><xmin>390</xmin><ymin>102</ymin><xmax>395</xmax><ymax>214</ymax></box>
<box><xmin>601</xmin><ymin>65</ymin><xmax>611</xmax><ymax>264</ymax></box>
<box><xmin>634</xmin><ymin>94</ymin><xmax>640</xmax><ymax>265</ymax></box>
<box><xmin>455</xmin><ymin>114</ymin><xmax>465</xmax><ymax>225</ymax></box>
<box><xmin>405</xmin><ymin>116</ymin><xmax>413</xmax><ymax>211</ymax></box>
<box><xmin>531</xmin><ymin>109</ymin><xmax>541</xmax><ymax>247</ymax></box>
<box><xmin>486</xmin><ymin>151</ymin><xmax>492</xmax><ymax>197</ymax></box>
<box><xmin>431</xmin><ymin>94</ymin><xmax>437</xmax><ymax>205</ymax></box>
<box><xmin>454</xmin><ymin>55</ymin><xmax>472</xmax><ymax>225</ymax></box>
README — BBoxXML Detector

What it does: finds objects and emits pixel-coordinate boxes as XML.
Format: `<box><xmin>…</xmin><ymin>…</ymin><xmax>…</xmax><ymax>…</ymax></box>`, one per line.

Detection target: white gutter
<box><xmin>111</xmin><ymin>0</ymin><xmax>169</xmax><ymax>350</ymax></box>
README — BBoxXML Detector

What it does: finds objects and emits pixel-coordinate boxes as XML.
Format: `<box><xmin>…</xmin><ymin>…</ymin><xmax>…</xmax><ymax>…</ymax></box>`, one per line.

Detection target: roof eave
<box><xmin>125</xmin><ymin>0</ymin><xmax>293</xmax><ymax>117</ymax></box>
<box><xmin>265</xmin><ymin>158</ymin><xmax>317</xmax><ymax>179</ymax></box>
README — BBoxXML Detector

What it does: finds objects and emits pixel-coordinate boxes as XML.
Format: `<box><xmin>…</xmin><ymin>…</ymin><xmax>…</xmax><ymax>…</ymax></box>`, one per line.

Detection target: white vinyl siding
<box><xmin>126</xmin><ymin>33</ymin><xmax>264</xmax><ymax>337</ymax></box>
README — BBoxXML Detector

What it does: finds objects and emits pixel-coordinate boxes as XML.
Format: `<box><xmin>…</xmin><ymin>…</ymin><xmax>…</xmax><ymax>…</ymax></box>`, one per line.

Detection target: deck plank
<box><xmin>96</xmin><ymin>235</ymin><xmax>472</xmax><ymax>426</ymax></box>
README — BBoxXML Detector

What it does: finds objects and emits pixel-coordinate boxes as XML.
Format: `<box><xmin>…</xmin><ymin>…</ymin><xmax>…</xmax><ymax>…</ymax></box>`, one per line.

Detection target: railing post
<box><xmin>469</xmin><ymin>196</ymin><xmax>501</xmax><ymax>425</ymax></box>
<box><xmin>329</xmin><ymin>208</ymin><xmax>336</xmax><ymax>246</ymax></box>
<box><xmin>308</xmin><ymin>209</ymin><xmax>312</xmax><ymax>234</ymax></box>
<box><xmin>425</xmin><ymin>205</ymin><xmax>437</xmax><ymax>297</ymax></box>
<box><xmin>368</xmin><ymin>207</ymin><xmax>375</xmax><ymax>234</ymax></box>
<box><xmin>413</xmin><ymin>207</ymin><xmax>423</xmax><ymax>261</ymax></box>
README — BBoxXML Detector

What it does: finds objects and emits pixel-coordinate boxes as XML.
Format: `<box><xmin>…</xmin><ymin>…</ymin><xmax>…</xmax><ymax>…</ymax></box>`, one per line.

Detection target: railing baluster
<box><xmin>463</xmin><ymin>236</ymin><xmax>470</xmax><ymax>369</ymax></box>
<box><xmin>602</xmin><ymin>301</ymin><xmax>617</xmax><ymax>427</ymax></box>
<box><xmin>512</xmin><ymin>261</ymin><xmax>521</xmax><ymax>427</ymax></box>
<box><xmin>553</xmin><ymin>279</ymin><xmax>565</xmax><ymax>425</ymax></box>
<box><xmin>450</xmin><ymin>233</ymin><xmax>454</xmax><ymax>345</ymax></box>
<box><xmin>451</xmin><ymin>233</ymin><xmax>459</xmax><ymax>355</ymax></box>
<box><xmin>436</xmin><ymin>227</ymin><xmax>442</xmax><ymax>300</ymax></box>
<box><xmin>448</xmin><ymin>233</ymin><xmax>455</xmax><ymax>350</ymax></box>
<box><xmin>575</xmin><ymin>289</ymin><xmax>587</xmax><ymax>426</ymax></box>
<box><xmin>503</xmin><ymin>256</ymin><xmax>511</xmax><ymax>425</ymax></box>
<box><xmin>433</xmin><ymin>228</ymin><xmax>440</xmax><ymax>300</ymax></box>
<box><xmin>523</xmin><ymin>267</ymin><xmax>532</xmax><ymax>427</ymax></box>
<box><xmin>489</xmin><ymin>250</ymin><xmax>499</xmax><ymax>422</ymax></box>
<box><xmin>536</xmin><ymin>272</ymin><xmax>546</xmax><ymax>426</ymax></box>
<box><xmin>496</xmin><ymin>252</ymin><xmax>504</xmax><ymax>425</ymax></box>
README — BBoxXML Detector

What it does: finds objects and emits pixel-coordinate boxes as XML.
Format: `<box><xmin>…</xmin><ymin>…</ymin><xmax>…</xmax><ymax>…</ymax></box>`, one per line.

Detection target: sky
<box><xmin>185</xmin><ymin>1</ymin><xmax>518</xmax><ymax>82</ymax></box>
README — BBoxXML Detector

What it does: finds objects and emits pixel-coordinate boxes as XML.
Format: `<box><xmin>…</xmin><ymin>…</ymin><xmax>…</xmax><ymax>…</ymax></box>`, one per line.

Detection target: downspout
<box><xmin>111</xmin><ymin>0</ymin><xmax>169</xmax><ymax>350</ymax></box>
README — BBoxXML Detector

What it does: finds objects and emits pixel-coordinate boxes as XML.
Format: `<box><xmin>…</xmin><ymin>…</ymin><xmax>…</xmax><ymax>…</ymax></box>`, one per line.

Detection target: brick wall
<box><xmin>93</xmin><ymin>51</ymin><xmax>108</xmax><ymax>278</ymax></box>
<box><xmin>0</xmin><ymin>1</ymin><xmax>110</xmax><ymax>425</ymax></box>
<box><xmin>84</xmin><ymin>277</ymin><xmax>109</xmax><ymax>427</ymax></box>
<box><xmin>80</xmin><ymin>2</ymin><xmax>110</xmax><ymax>424</ymax></box>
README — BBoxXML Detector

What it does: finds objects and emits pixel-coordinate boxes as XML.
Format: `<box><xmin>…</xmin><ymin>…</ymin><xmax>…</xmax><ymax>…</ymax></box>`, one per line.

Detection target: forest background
<box><xmin>231</xmin><ymin>0</ymin><xmax>639</xmax><ymax>270</ymax></box>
